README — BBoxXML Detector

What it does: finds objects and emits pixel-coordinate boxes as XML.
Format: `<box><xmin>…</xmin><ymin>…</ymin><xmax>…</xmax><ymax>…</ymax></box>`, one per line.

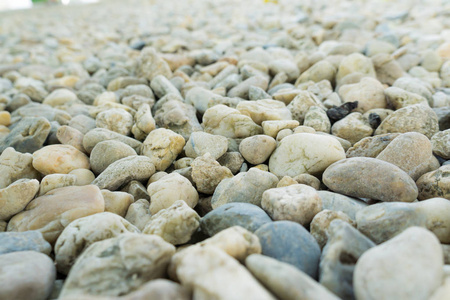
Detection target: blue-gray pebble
<box><xmin>200</xmin><ymin>202</ymin><xmax>272</xmax><ymax>236</ymax></box>
<box><xmin>255</xmin><ymin>221</ymin><xmax>321</xmax><ymax>278</ymax></box>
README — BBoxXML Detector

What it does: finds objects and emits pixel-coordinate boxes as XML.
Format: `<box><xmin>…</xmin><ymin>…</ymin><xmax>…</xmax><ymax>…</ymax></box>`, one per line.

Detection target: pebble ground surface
<box><xmin>1</xmin><ymin>0</ymin><xmax>450</xmax><ymax>299</ymax></box>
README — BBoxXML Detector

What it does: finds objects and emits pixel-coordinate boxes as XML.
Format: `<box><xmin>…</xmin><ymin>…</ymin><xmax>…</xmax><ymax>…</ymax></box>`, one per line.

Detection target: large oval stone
<box><xmin>323</xmin><ymin>157</ymin><xmax>418</xmax><ymax>202</ymax></box>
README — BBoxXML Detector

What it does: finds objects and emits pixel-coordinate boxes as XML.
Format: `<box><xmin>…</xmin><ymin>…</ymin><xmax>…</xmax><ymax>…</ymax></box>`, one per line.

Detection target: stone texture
<box><xmin>255</xmin><ymin>221</ymin><xmax>321</xmax><ymax>278</ymax></box>
<box><xmin>32</xmin><ymin>144</ymin><xmax>90</xmax><ymax>175</ymax></box>
<box><xmin>96</xmin><ymin>108</ymin><xmax>134</xmax><ymax>136</ymax></box>
<box><xmin>354</xmin><ymin>227</ymin><xmax>443</xmax><ymax>300</ymax></box>
<box><xmin>92</xmin><ymin>156</ymin><xmax>155</xmax><ymax>191</ymax></box>
<box><xmin>147</xmin><ymin>172</ymin><xmax>198</xmax><ymax>214</ymax></box>
<box><xmin>83</xmin><ymin>128</ymin><xmax>142</xmax><ymax>154</ymax></box>
<box><xmin>101</xmin><ymin>190</ymin><xmax>134</xmax><ymax>217</ymax></box>
<box><xmin>0</xmin><ymin>147</ymin><xmax>40</xmax><ymax>189</ymax></box>
<box><xmin>239</xmin><ymin>135</ymin><xmax>277</xmax><ymax>165</ymax></box>
<box><xmin>310</xmin><ymin>210</ymin><xmax>355</xmax><ymax>249</ymax></box>
<box><xmin>191</xmin><ymin>153</ymin><xmax>233</xmax><ymax>194</ymax></box>
<box><xmin>431</xmin><ymin>129</ymin><xmax>450</xmax><ymax>159</ymax></box>
<box><xmin>55</xmin><ymin>212</ymin><xmax>139</xmax><ymax>274</ymax></box>
<box><xmin>236</xmin><ymin>99</ymin><xmax>292</xmax><ymax>125</ymax></box>
<box><xmin>38</xmin><ymin>174</ymin><xmax>77</xmax><ymax>196</ymax></box>
<box><xmin>211</xmin><ymin>168</ymin><xmax>279</xmax><ymax>209</ymax></box>
<box><xmin>142</xmin><ymin>200</ymin><xmax>200</xmax><ymax>245</ymax></box>
<box><xmin>0</xmin><ymin>251</ymin><xmax>56</xmax><ymax>300</ymax></box>
<box><xmin>60</xmin><ymin>233</ymin><xmax>175</xmax><ymax>298</ymax></box>
<box><xmin>269</xmin><ymin>133</ymin><xmax>346</xmax><ymax>177</ymax></box>
<box><xmin>417</xmin><ymin>165</ymin><xmax>450</xmax><ymax>200</ymax></box>
<box><xmin>7</xmin><ymin>185</ymin><xmax>105</xmax><ymax>244</ymax></box>
<box><xmin>184</xmin><ymin>131</ymin><xmax>228</xmax><ymax>160</ymax></box>
<box><xmin>0</xmin><ymin>179</ymin><xmax>39</xmax><ymax>221</ymax></box>
<box><xmin>137</xmin><ymin>47</ymin><xmax>172</xmax><ymax>81</ymax></box>
<box><xmin>90</xmin><ymin>140</ymin><xmax>137</xmax><ymax>175</ymax></box>
<box><xmin>0</xmin><ymin>231</ymin><xmax>51</xmax><ymax>255</ymax></box>
<box><xmin>331</xmin><ymin>112</ymin><xmax>374</xmax><ymax>145</ymax></box>
<box><xmin>346</xmin><ymin>133</ymin><xmax>401</xmax><ymax>158</ymax></box>
<box><xmin>318</xmin><ymin>191</ymin><xmax>368</xmax><ymax>220</ymax></box>
<box><xmin>323</xmin><ymin>157</ymin><xmax>418</xmax><ymax>202</ymax></box>
<box><xmin>338</xmin><ymin>77</ymin><xmax>386</xmax><ymax>113</ymax></box>
<box><xmin>261</xmin><ymin>184</ymin><xmax>322</xmax><ymax>226</ymax></box>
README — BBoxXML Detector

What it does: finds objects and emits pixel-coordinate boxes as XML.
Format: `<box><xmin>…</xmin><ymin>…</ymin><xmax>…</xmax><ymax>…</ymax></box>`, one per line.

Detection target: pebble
<box><xmin>184</xmin><ymin>131</ymin><xmax>228</xmax><ymax>160</ymax></box>
<box><xmin>54</xmin><ymin>212</ymin><xmax>139</xmax><ymax>274</ymax></box>
<box><xmin>239</xmin><ymin>135</ymin><xmax>277</xmax><ymax>165</ymax></box>
<box><xmin>0</xmin><ymin>251</ymin><xmax>56</xmax><ymax>300</ymax></box>
<box><xmin>338</xmin><ymin>77</ymin><xmax>386</xmax><ymax>113</ymax></box>
<box><xmin>303</xmin><ymin>106</ymin><xmax>331</xmax><ymax>133</ymax></box>
<box><xmin>69</xmin><ymin>168</ymin><xmax>95</xmax><ymax>186</ymax></box>
<box><xmin>211</xmin><ymin>168</ymin><xmax>278</xmax><ymax>208</ymax></box>
<box><xmin>0</xmin><ymin>147</ymin><xmax>40</xmax><ymax>189</ymax></box>
<box><xmin>60</xmin><ymin>233</ymin><xmax>175</xmax><ymax>298</ymax></box>
<box><xmin>269</xmin><ymin>133</ymin><xmax>346</xmax><ymax>177</ymax></box>
<box><xmin>310</xmin><ymin>210</ymin><xmax>355</xmax><ymax>249</ymax></box>
<box><xmin>261</xmin><ymin>184</ymin><xmax>322</xmax><ymax>226</ymax></box>
<box><xmin>246</xmin><ymin>254</ymin><xmax>340</xmax><ymax>300</ymax></box>
<box><xmin>7</xmin><ymin>185</ymin><xmax>105</xmax><ymax>244</ymax></box>
<box><xmin>416</xmin><ymin>165</ymin><xmax>450</xmax><ymax>200</ymax></box>
<box><xmin>331</xmin><ymin>112</ymin><xmax>374</xmax><ymax>144</ymax></box>
<box><xmin>317</xmin><ymin>191</ymin><xmax>368</xmax><ymax>220</ymax></box>
<box><xmin>95</xmin><ymin>108</ymin><xmax>134</xmax><ymax>136</ymax></box>
<box><xmin>147</xmin><ymin>172</ymin><xmax>199</xmax><ymax>214</ymax></box>
<box><xmin>354</xmin><ymin>227</ymin><xmax>443</xmax><ymax>300</ymax></box>
<box><xmin>431</xmin><ymin>129</ymin><xmax>450</xmax><ymax>159</ymax></box>
<box><xmin>323</xmin><ymin>157</ymin><xmax>418</xmax><ymax>202</ymax></box>
<box><xmin>236</xmin><ymin>99</ymin><xmax>292</xmax><ymax>125</ymax></box>
<box><xmin>101</xmin><ymin>190</ymin><xmax>134</xmax><ymax>217</ymax></box>
<box><xmin>0</xmin><ymin>231</ymin><xmax>51</xmax><ymax>255</ymax></box>
<box><xmin>255</xmin><ymin>221</ymin><xmax>321</xmax><ymax>278</ymax></box>
<box><xmin>38</xmin><ymin>174</ymin><xmax>77</xmax><ymax>196</ymax></box>
<box><xmin>0</xmin><ymin>179</ymin><xmax>39</xmax><ymax>221</ymax></box>
<box><xmin>82</xmin><ymin>128</ymin><xmax>142</xmax><ymax>154</ymax></box>
<box><xmin>56</xmin><ymin>125</ymin><xmax>85</xmax><ymax>153</ymax></box>
<box><xmin>191</xmin><ymin>153</ymin><xmax>233</xmax><ymax>194</ymax></box>
<box><xmin>0</xmin><ymin>117</ymin><xmax>51</xmax><ymax>153</ymax></box>
<box><xmin>32</xmin><ymin>144</ymin><xmax>90</xmax><ymax>175</ymax></box>
<box><xmin>90</xmin><ymin>140</ymin><xmax>137</xmax><ymax>175</ymax></box>
<box><xmin>124</xmin><ymin>199</ymin><xmax>152</xmax><ymax>231</ymax></box>
<box><xmin>142</xmin><ymin>200</ymin><xmax>200</xmax><ymax>245</ymax></box>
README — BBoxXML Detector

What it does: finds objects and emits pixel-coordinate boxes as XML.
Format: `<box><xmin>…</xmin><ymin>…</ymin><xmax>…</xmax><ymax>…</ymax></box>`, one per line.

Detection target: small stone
<box><xmin>236</xmin><ymin>99</ymin><xmax>292</xmax><ymax>125</ymax></box>
<box><xmin>0</xmin><ymin>179</ymin><xmax>39</xmax><ymax>221</ymax></box>
<box><xmin>137</xmin><ymin>47</ymin><xmax>172</xmax><ymax>81</ymax></box>
<box><xmin>211</xmin><ymin>168</ymin><xmax>279</xmax><ymax>208</ymax></box>
<box><xmin>417</xmin><ymin>165</ymin><xmax>450</xmax><ymax>200</ymax></box>
<box><xmin>310</xmin><ymin>210</ymin><xmax>355</xmax><ymax>249</ymax></box>
<box><xmin>431</xmin><ymin>129</ymin><xmax>450</xmax><ymax>159</ymax></box>
<box><xmin>201</xmin><ymin>202</ymin><xmax>272</xmax><ymax>236</ymax></box>
<box><xmin>141</xmin><ymin>128</ymin><xmax>185</xmax><ymax>171</ymax></box>
<box><xmin>323</xmin><ymin>157</ymin><xmax>418</xmax><ymax>202</ymax></box>
<box><xmin>191</xmin><ymin>153</ymin><xmax>233</xmax><ymax>194</ymax></box>
<box><xmin>385</xmin><ymin>87</ymin><xmax>429</xmax><ymax>109</ymax></box>
<box><xmin>293</xmin><ymin>174</ymin><xmax>321</xmax><ymax>190</ymax></box>
<box><xmin>150</xmin><ymin>75</ymin><xmax>180</xmax><ymax>98</ymax></box>
<box><xmin>101</xmin><ymin>190</ymin><xmax>134</xmax><ymax>217</ymax></box>
<box><xmin>0</xmin><ymin>147</ymin><xmax>40</xmax><ymax>189</ymax></box>
<box><xmin>83</xmin><ymin>128</ymin><xmax>142</xmax><ymax>154</ymax></box>
<box><xmin>262</xmin><ymin>184</ymin><xmax>322</xmax><ymax>226</ymax></box>
<box><xmin>170</xmin><ymin>245</ymin><xmax>274</xmax><ymax>300</ymax></box>
<box><xmin>375</xmin><ymin>104</ymin><xmax>439</xmax><ymax>139</ymax></box>
<box><xmin>246</xmin><ymin>254</ymin><xmax>340</xmax><ymax>300</ymax></box>
<box><xmin>96</xmin><ymin>108</ymin><xmax>133</xmax><ymax>136</ymax></box>
<box><xmin>326</xmin><ymin>101</ymin><xmax>358</xmax><ymax>123</ymax></box>
<box><xmin>296</xmin><ymin>60</ymin><xmax>336</xmax><ymax>85</ymax></box>
<box><xmin>319</xmin><ymin>220</ymin><xmax>375</xmax><ymax>299</ymax></box>
<box><xmin>131</xmin><ymin>104</ymin><xmax>156</xmax><ymax>141</ymax></box>
<box><xmin>0</xmin><ymin>251</ymin><xmax>55</xmax><ymax>300</ymax></box>
<box><xmin>356</xmin><ymin>198</ymin><xmax>450</xmax><ymax>244</ymax></box>
<box><xmin>0</xmin><ymin>231</ymin><xmax>51</xmax><ymax>255</ymax></box>
<box><xmin>147</xmin><ymin>172</ymin><xmax>198</xmax><ymax>214</ymax></box>
<box><xmin>303</xmin><ymin>106</ymin><xmax>331</xmax><ymax>133</ymax></box>
<box><xmin>338</xmin><ymin>77</ymin><xmax>386</xmax><ymax>113</ymax></box>
<box><xmin>239</xmin><ymin>135</ymin><xmax>276</xmax><ymax>165</ymax></box>
<box><xmin>0</xmin><ymin>111</ymin><xmax>11</xmax><ymax>126</ymax></box>
<box><xmin>287</xmin><ymin>91</ymin><xmax>325</xmax><ymax>124</ymax></box>
<box><xmin>228</xmin><ymin>75</ymin><xmax>269</xmax><ymax>99</ymax></box>
<box><xmin>255</xmin><ymin>221</ymin><xmax>321</xmax><ymax>278</ymax></box>
<box><xmin>56</xmin><ymin>125</ymin><xmax>85</xmax><ymax>153</ymax></box>
<box><xmin>69</xmin><ymin>168</ymin><xmax>95</xmax><ymax>186</ymax></box>
<box><xmin>0</xmin><ymin>117</ymin><xmax>51</xmax><ymax>154</ymax></box>
<box><xmin>346</xmin><ymin>133</ymin><xmax>401</xmax><ymax>158</ymax></box>
<box><xmin>43</xmin><ymin>89</ymin><xmax>78</xmax><ymax>107</ymax></box>
<box><xmin>124</xmin><ymin>199</ymin><xmax>151</xmax><ymax>231</ymax></box>
<box><xmin>184</xmin><ymin>131</ymin><xmax>228</xmax><ymax>160</ymax></box>
<box><xmin>92</xmin><ymin>155</ymin><xmax>155</xmax><ymax>191</ymax></box>
<box><xmin>90</xmin><ymin>140</ymin><xmax>137</xmax><ymax>175</ymax></box>
<box><xmin>39</xmin><ymin>174</ymin><xmax>77</xmax><ymax>196</ymax></box>
<box><xmin>32</xmin><ymin>144</ymin><xmax>90</xmax><ymax>175</ymax></box>
<box><xmin>121</xmin><ymin>180</ymin><xmax>149</xmax><ymax>201</ymax></box>
<box><xmin>354</xmin><ymin>227</ymin><xmax>443</xmax><ymax>300</ymax></box>
<box><xmin>217</xmin><ymin>152</ymin><xmax>244</xmax><ymax>174</ymax></box>
<box><xmin>318</xmin><ymin>191</ymin><xmax>368</xmax><ymax>220</ymax></box>
<box><xmin>142</xmin><ymin>200</ymin><xmax>200</xmax><ymax>245</ymax></box>
<box><xmin>331</xmin><ymin>112</ymin><xmax>374</xmax><ymax>144</ymax></box>
<box><xmin>376</xmin><ymin>132</ymin><xmax>437</xmax><ymax>180</ymax></box>
<box><xmin>336</xmin><ymin>53</ymin><xmax>376</xmax><ymax>83</ymax></box>
<box><xmin>68</xmin><ymin>114</ymin><xmax>96</xmax><ymax>134</ymax></box>
<box><xmin>269</xmin><ymin>133</ymin><xmax>346</xmax><ymax>177</ymax></box>
<box><xmin>202</xmin><ymin>104</ymin><xmax>263</xmax><ymax>138</ymax></box>
<box><xmin>372</xmin><ymin>53</ymin><xmax>405</xmax><ymax>85</ymax></box>
<box><xmin>55</xmin><ymin>212</ymin><xmax>139</xmax><ymax>274</ymax></box>
<box><xmin>59</xmin><ymin>233</ymin><xmax>175</xmax><ymax>298</ymax></box>
<box><xmin>7</xmin><ymin>185</ymin><xmax>104</xmax><ymax>244</ymax></box>
<box><xmin>276</xmin><ymin>176</ymin><xmax>298</xmax><ymax>187</ymax></box>
<box><xmin>262</xmin><ymin>120</ymin><xmax>300</xmax><ymax>138</ymax></box>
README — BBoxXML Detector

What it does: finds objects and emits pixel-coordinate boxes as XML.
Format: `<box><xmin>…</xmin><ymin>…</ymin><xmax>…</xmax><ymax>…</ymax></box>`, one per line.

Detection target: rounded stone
<box><xmin>184</xmin><ymin>131</ymin><xmax>229</xmax><ymax>160</ymax></box>
<box><xmin>0</xmin><ymin>231</ymin><xmax>52</xmax><ymax>255</ymax></box>
<box><xmin>431</xmin><ymin>129</ymin><xmax>450</xmax><ymax>159</ymax></box>
<box><xmin>255</xmin><ymin>221</ymin><xmax>321</xmax><ymax>278</ymax></box>
<box><xmin>96</xmin><ymin>108</ymin><xmax>134</xmax><ymax>136</ymax></box>
<box><xmin>200</xmin><ymin>202</ymin><xmax>272</xmax><ymax>236</ymax></box>
<box><xmin>416</xmin><ymin>165</ymin><xmax>450</xmax><ymax>200</ymax></box>
<box><xmin>323</xmin><ymin>157</ymin><xmax>418</xmax><ymax>202</ymax></box>
<box><xmin>32</xmin><ymin>144</ymin><xmax>90</xmax><ymax>175</ymax></box>
<box><xmin>90</xmin><ymin>140</ymin><xmax>137</xmax><ymax>175</ymax></box>
<box><xmin>269</xmin><ymin>133</ymin><xmax>346</xmax><ymax>177</ymax></box>
<box><xmin>239</xmin><ymin>135</ymin><xmax>277</xmax><ymax>165</ymax></box>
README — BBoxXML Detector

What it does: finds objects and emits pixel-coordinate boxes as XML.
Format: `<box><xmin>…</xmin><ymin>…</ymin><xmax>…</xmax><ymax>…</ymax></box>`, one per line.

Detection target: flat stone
<box><xmin>56</xmin><ymin>125</ymin><xmax>85</xmax><ymax>153</ymax></box>
<box><xmin>323</xmin><ymin>157</ymin><xmax>418</xmax><ymax>202</ymax></box>
<box><xmin>354</xmin><ymin>227</ymin><xmax>443</xmax><ymax>300</ymax></box>
<box><xmin>0</xmin><ymin>251</ymin><xmax>56</xmax><ymax>300</ymax></box>
<box><xmin>255</xmin><ymin>221</ymin><xmax>321</xmax><ymax>278</ymax></box>
<box><xmin>38</xmin><ymin>174</ymin><xmax>77</xmax><ymax>196</ymax></box>
<box><xmin>59</xmin><ymin>233</ymin><xmax>175</xmax><ymax>298</ymax></box>
<box><xmin>246</xmin><ymin>254</ymin><xmax>340</xmax><ymax>300</ymax></box>
<box><xmin>0</xmin><ymin>147</ymin><xmax>40</xmax><ymax>189</ymax></box>
<box><xmin>269</xmin><ymin>133</ymin><xmax>346</xmax><ymax>177</ymax></box>
<box><xmin>0</xmin><ymin>231</ymin><xmax>51</xmax><ymax>255</ymax></box>
<box><xmin>7</xmin><ymin>185</ymin><xmax>105</xmax><ymax>244</ymax></box>
<box><xmin>236</xmin><ymin>99</ymin><xmax>292</xmax><ymax>125</ymax></box>
<box><xmin>200</xmin><ymin>202</ymin><xmax>272</xmax><ymax>236</ymax></box>
<box><xmin>32</xmin><ymin>144</ymin><xmax>90</xmax><ymax>175</ymax></box>
<box><xmin>55</xmin><ymin>212</ymin><xmax>139</xmax><ymax>274</ymax></box>
<box><xmin>0</xmin><ymin>117</ymin><xmax>51</xmax><ymax>154</ymax></box>
<box><xmin>92</xmin><ymin>155</ymin><xmax>155</xmax><ymax>191</ymax></box>
<box><xmin>0</xmin><ymin>179</ymin><xmax>39</xmax><ymax>221</ymax></box>
<box><xmin>90</xmin><ymin>140</ymin><xmax>137</xmax><ymax>175</ymax></box>
<box><xmin>83</xmin><ymin>128</ymin><xmax>142</xmax><ymax>154</ymax></box>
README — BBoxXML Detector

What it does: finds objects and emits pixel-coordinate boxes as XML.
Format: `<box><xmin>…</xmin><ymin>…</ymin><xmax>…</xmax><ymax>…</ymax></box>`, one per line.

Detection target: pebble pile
<box><xmin>1</xmin><ymin>0</ymin><xmax>450</xmax><ymax>299</ymax></box>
